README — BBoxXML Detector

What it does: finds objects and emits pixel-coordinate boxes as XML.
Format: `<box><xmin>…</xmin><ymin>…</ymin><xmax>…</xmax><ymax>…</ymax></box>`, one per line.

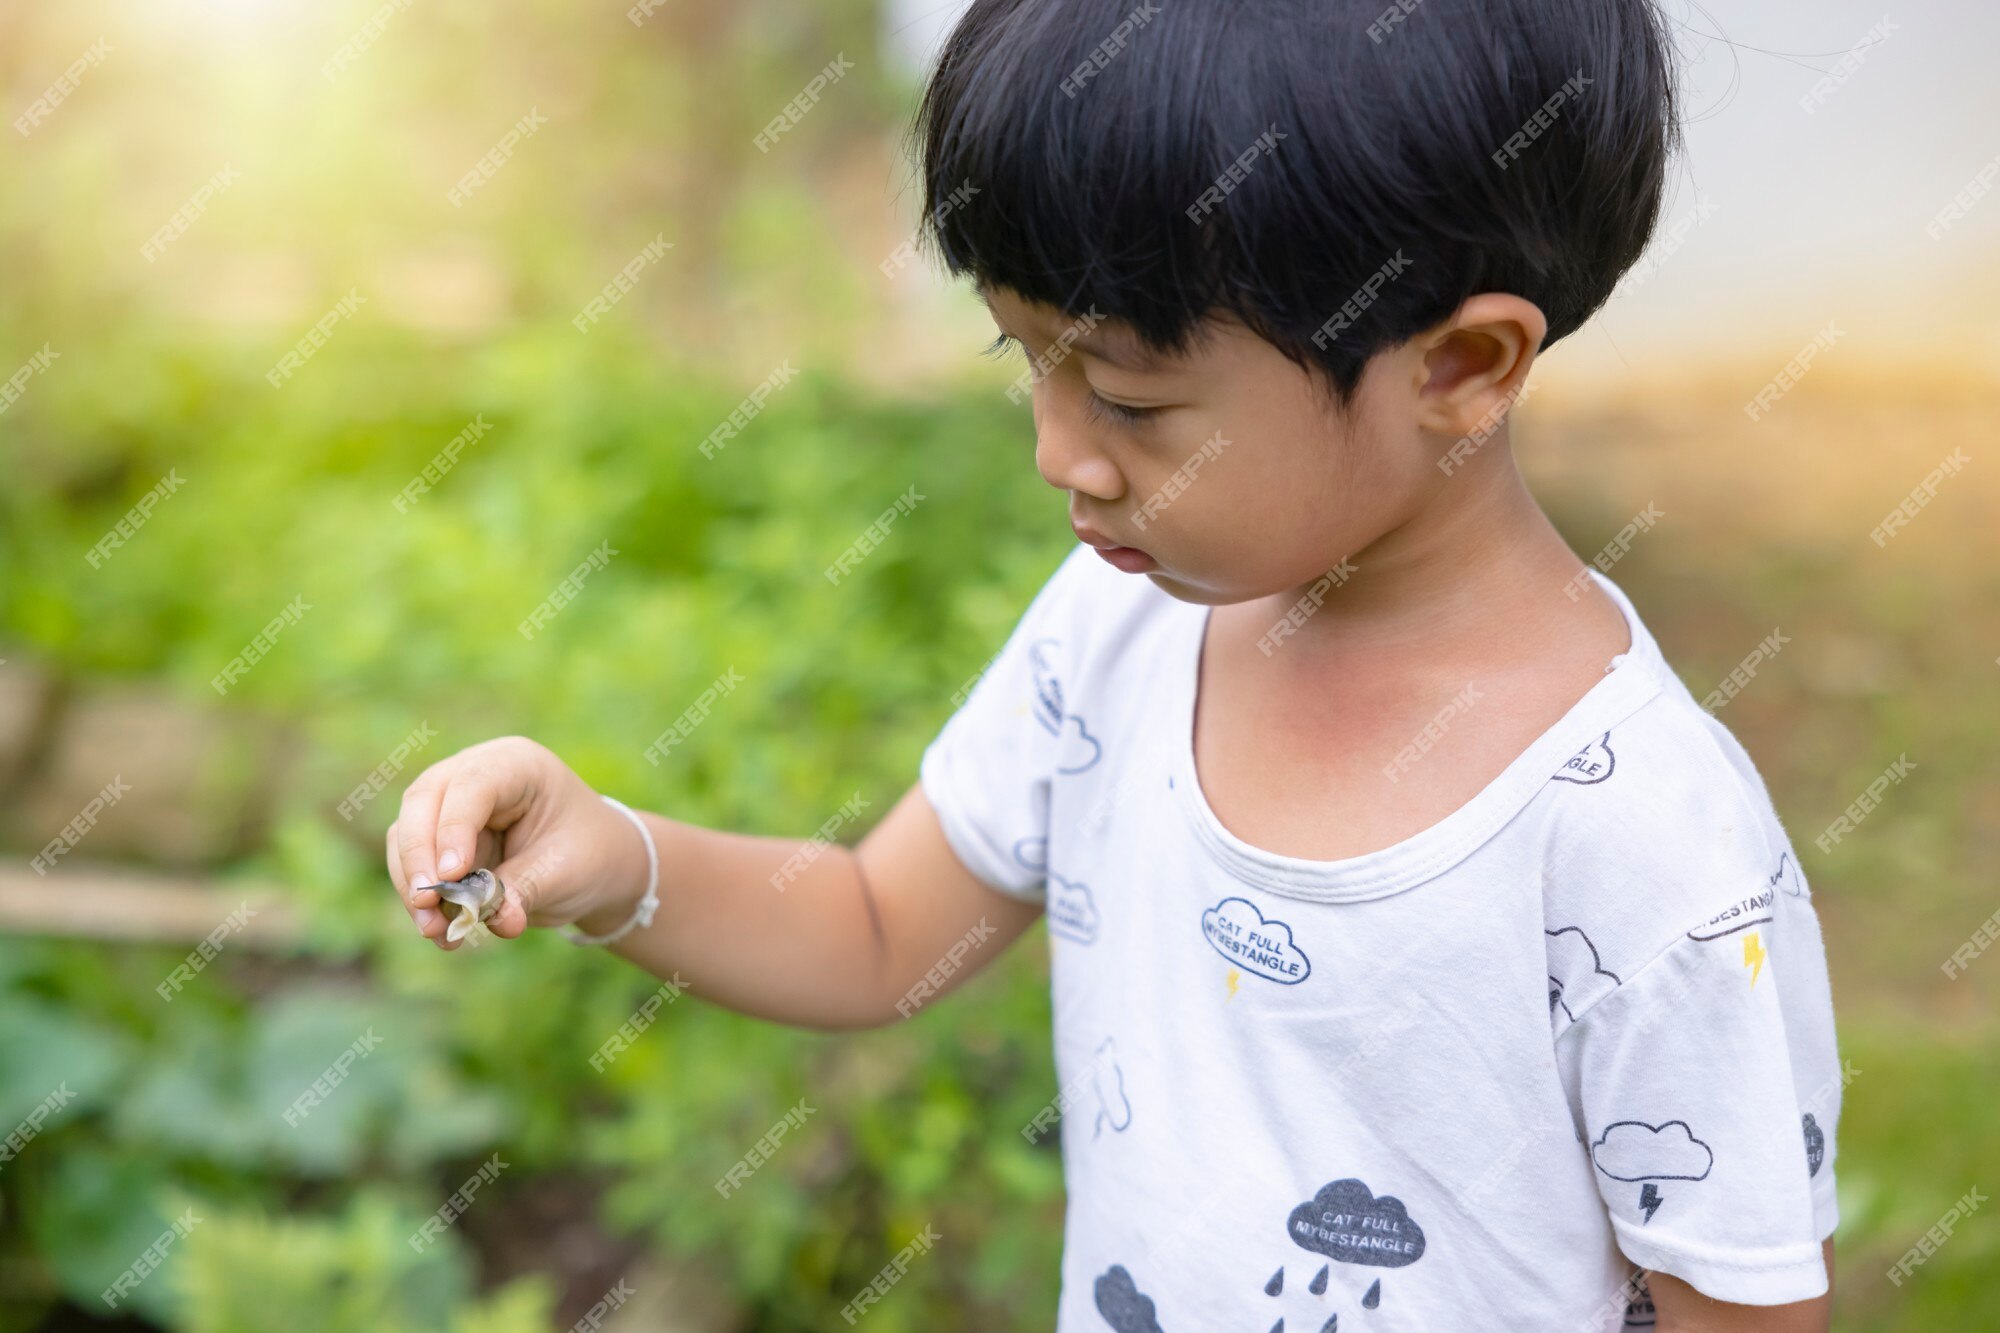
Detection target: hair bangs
<box><xmin>910</xmin><ymin>0</ymin><xmax>1249</xmax><ymax>363</ymax></box>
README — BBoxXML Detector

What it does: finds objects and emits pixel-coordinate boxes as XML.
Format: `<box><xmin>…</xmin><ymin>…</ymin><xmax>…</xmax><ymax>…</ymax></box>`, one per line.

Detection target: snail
<box><xmin>433</xmin><ymin>868</ymin><xmax>504</xmax><ymax>942</ymax></box>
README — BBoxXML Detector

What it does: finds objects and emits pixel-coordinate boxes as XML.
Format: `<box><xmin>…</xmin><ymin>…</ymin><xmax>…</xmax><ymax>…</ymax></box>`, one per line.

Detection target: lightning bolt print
<box><xmin>1742</xmin><ymin>931</ymin><xmax>1766</xmax><ymax>987</ymax></box>
<box><xmin>1638</xmin><ymin>1183</ymin><xmax>1663</xmax><ymax>1223</ymax></box>
<box><xmin>1225</xmin><ymin>968</ymin><xmax>1241</xmax><ymax>1001</ymax></box>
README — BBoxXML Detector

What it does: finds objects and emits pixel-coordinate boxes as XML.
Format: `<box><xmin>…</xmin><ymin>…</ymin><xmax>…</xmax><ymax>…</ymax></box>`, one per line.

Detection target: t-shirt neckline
<box><xmin>1167</xmin><ymin>568</ymin><xmax>1668</xmax><ymax>904</ymax></box>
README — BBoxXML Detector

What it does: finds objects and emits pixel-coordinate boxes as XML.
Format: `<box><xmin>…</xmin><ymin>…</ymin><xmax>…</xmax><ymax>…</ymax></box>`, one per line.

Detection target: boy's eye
<box><xmin>1083</xmin><ymin>391</ymin><xmax>1154</xmax><ymax>428</ymax></box>
<box><xmin>981</xmin><ymin>332</ymin><xmax>1023</xmax><ymax>362</ymax></box>
<box><xmin>981</xmin><ymin>332</ymin><xmax>1157</xmax><ymax>428</ymax></box>
<box><xmin>983</xmin><ymin>332</ymin><xmax>1048</xmax><ymax>383</ymax></box>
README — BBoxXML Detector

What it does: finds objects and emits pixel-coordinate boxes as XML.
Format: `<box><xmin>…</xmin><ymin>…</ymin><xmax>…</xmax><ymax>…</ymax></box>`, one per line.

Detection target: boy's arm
<box><xmin>1647</xmin><ymin>1239</ymin><xmax>1834</xmax><ymax>1333</ymax></box>
<box><xmin>598</xmin><ymin>782</ymin><xmax>1044</xmax><ymax>1029</ymax></box>
<box><xmin>388</xmin><ymin>737</ymin><xmax>1043</xmax><ymax>1031</ymax></box>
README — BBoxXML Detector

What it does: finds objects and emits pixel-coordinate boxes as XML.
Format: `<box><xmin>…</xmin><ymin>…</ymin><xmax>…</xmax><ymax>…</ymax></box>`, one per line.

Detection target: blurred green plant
<box><xmin>0</xmin><ymin>1</ymin><xmax>1087</xmax><ymax>1323</ymax></box>
<box><xmin>0</xmin><ymin>299</ymin><xmax>1076</xmax><ymax>1330</ymax></box>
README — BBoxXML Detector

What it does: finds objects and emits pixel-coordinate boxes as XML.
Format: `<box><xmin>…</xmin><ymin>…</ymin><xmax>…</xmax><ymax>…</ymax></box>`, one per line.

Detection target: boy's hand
<box><xmin>387</xmin><ymin>736</ymin><xmax>646</xmax><ymax>949</ymax></box>
<box><xmin>387</xmin><ymin>737</ymin><xmax>1041</xmax><ymax>1025</ymax></box>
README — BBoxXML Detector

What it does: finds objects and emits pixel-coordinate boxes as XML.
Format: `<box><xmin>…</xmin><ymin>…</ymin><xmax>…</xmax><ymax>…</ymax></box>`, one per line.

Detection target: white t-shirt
<box><xmin>920</xmin><ymin>547</ymin><xmax>1842</xmax><ymax>1332</ymax></box>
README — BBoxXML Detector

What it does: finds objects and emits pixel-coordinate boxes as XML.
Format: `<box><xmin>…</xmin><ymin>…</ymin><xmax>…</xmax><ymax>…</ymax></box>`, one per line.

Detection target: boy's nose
<box><xmin>1033</xmin><ymin>393</ymin><xmax>1124</xmax><ymax>501</ymax></box>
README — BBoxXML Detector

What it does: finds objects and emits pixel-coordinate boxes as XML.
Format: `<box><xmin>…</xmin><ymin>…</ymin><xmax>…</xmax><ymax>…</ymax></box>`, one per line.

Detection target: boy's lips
<box><xmin>1072</xmin><ymin>522</ymin><xmax>1158</xmax><ymax>573</ymax></box>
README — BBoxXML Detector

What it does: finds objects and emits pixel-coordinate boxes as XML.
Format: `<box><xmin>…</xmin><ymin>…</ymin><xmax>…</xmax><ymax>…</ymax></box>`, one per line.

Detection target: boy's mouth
<box><xmin>1072</xmin><ymin>522</ymin><xmax>1158</xmax><ymax>573</ymax></box>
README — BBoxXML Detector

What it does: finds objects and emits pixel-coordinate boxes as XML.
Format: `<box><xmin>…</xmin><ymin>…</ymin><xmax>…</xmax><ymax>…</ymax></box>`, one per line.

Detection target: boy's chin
<box><xmin>1134</xmin><ymin>566</ymin><xmax>1243</xmax><ymax>607</ymax></box>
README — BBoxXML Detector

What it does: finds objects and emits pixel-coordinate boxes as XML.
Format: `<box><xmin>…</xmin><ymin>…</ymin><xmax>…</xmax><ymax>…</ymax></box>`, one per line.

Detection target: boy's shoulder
<box><xmin>1533</xmin><ymin>652</ymin><xmax>1810</xmax><ymax>1004</ymax></box>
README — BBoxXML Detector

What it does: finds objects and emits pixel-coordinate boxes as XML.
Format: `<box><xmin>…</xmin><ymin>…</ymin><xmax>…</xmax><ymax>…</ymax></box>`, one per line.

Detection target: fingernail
<box><xmin>439</xmin><ymin>849</ymin><xmax>462</xmax><ymax>875</ymax></box>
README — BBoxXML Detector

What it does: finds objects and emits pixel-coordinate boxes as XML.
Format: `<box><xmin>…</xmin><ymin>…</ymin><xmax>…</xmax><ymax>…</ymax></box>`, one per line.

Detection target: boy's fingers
<box><xmin>386</xmin><ymin>822</ymin><xmax>408</xmax><ymax>902</ymax></box>
<box><xmin>395</xmin><ymin>770</ymin><xmax>451</xmax><ymax>891</ymax></box>
<box><xmin>485</xmin><ymin>888</ymin><xmax>530</xmax><ymax>939</ymax></box>
<box><xmin>395</xmin><ymin>752</ymin><xmax>545</xmax><ymax>950</ymax></box>
<box><xmin>386</xmin><ymin>823</ymin><xmax>445</xmax><ymax>936</ymax></box>
<box><xmin>484</xmin><ymin>843</ymin><xmax>559</xmax><ymax>938</ymax></box>
<box><xmin>433</xmin><ymin>773</ymin><xmax>502</xmax><ymax>883</ymax></box>
<box><xmin>385</xmin><ymin>820</ymin><xmax>441</xmax><ymax>907</ymax></box>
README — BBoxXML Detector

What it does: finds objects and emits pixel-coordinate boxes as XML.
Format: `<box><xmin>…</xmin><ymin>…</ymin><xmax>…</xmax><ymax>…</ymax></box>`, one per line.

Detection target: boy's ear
<box><xmin>1411</xmin><ymin>293</ymin><xmax>1548</xmax><ymax>439</ymax></box>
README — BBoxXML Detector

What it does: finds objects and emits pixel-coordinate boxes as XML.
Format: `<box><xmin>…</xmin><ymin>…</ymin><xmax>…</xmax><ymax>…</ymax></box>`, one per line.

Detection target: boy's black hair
<box><xmin>911</xmin><ymin>0</ymin><xmax>1681</xmax><ymax>404</ymax></box>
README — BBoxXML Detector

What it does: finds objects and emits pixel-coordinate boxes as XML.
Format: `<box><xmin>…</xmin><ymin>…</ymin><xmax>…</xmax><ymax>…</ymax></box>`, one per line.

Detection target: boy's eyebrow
<box><xmin>1075</xmin><ymin>328</ymin><xmax>1168</xmax><ymax>374</ymax></box>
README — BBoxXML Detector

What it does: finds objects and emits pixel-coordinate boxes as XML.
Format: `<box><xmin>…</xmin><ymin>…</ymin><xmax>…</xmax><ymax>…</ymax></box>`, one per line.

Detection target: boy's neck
<box><xmin>1250</xmin><ymin>447</ymin><xmax>1621</xmax><ymax>670</ymax></box>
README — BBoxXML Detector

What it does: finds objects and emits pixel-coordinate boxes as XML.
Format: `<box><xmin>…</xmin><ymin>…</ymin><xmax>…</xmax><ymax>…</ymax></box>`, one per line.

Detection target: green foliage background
<box><xmin>2</xmin><ymin>2</ymin><xmax>1996</xmax><ymax>1330</ymax></box>
<box><xmin>1</xmin><ymin>344</ymin><xmax>1077</xmax><ymax>1328</ymax></box>
<box><xmin>1</xmin><ymin>4</ymin><xmax>1072</xmax><ymax>1328</ymax></box>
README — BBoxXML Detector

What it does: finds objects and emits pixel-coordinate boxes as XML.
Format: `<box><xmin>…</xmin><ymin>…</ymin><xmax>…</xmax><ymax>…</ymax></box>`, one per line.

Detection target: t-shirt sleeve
<box><xmin>1554</xmin><ymin>869</ymin><xmax>1843</xmax><ymax>1306</ymax></box>
<box><xmin>919</xmin><ymin>548</ymin><xmax>1096</xmax><ymax>903</ymax></box>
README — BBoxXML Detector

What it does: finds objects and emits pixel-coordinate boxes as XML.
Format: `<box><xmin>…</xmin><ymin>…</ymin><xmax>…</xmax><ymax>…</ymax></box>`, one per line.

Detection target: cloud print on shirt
<box><xmin>1058</xmin><ymin>715</ymin><xmax>1103</xmax><ymax>774</ymax></box>
<box><xmin>1591</xmin><ymin>1120</ymin><xmax>1714</xmax><ymax>1183</ymax></box>
<box><xmin>1092</xmin><ymin>1037</ymin><xmax>1132</xmax><ymax>1138</ymax></box>
<box><xmin>1551</xmin><ymin>732</ymin><xmax>1616</xmax><ymax>784</ymax></box>
<box><xmin>1546</xmin><ymin>926</ymin><xmax>1622</xmax><ymax>1024</ymax></box>
<box><xmin>1013</xmin><ymin>837</ymin><xmax>1100</xmax><ymax>944</ymax></box>
<box><xmin>1094</xmin><ymin>1265</ymin><xmax>1165</xmax><ymax>1333</ymax></box>
<box><xmin>1030</xmin><ymin>639</ymin><xmax>1066</xmax><ymax>735</ymax></box>
<box><xmin>1286</xmin><ymin>1178</ymin><xmax>1427</xmax><ymax>1269</ymax></box>
<box><xmin>1771</xmin><ymin>851</ymin><xmax>1807</xmax><ymax>899</ymax></box>
<box><xmin>1201</xmin><ymin>897</ymin><xmax>1311</xmax><ymax>985</ymax></box>
<box><xmin>1028</xmin><ymin>638</ymin><xmax>1101</xmax><ymax>773</ymax></box>
<box><xmin>1049</xmin><ymin>875</ymin><xmax>1101</xmax><ymax>944</ymax></box>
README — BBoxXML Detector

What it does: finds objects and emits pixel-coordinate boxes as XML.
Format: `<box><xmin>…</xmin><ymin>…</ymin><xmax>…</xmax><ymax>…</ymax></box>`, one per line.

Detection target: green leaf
<box><xmin>26</xmin><ymin>1145</ymin><xmax>192</xmax><ymax>1325</ymax></box>
<box><xmin>0</xmin><ymin>996</ymin><xmax>129</xmax><ymax>1132</ymax></box>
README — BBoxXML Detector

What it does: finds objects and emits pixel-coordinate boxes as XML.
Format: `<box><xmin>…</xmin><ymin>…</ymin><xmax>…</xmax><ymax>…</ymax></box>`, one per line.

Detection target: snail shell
<box><xmin>434</xmin><ymin>869</ymin><xmax>503</xmax><ymax>942</ymax></box>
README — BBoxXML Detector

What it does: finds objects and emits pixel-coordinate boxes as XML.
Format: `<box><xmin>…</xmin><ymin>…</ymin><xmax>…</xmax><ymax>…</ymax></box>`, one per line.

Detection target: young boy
<box><xmin>387</xmin><ymin>1</ymin><xmax>1841</xmax><ymax>1327</ymax></box>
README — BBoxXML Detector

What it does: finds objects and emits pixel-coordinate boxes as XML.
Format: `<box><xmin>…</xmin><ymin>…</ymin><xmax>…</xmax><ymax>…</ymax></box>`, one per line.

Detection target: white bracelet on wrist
<box><xmin>562</xmin><ymin>794</ymin><xmax>660</xmax><ymax>946</ymax></box>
